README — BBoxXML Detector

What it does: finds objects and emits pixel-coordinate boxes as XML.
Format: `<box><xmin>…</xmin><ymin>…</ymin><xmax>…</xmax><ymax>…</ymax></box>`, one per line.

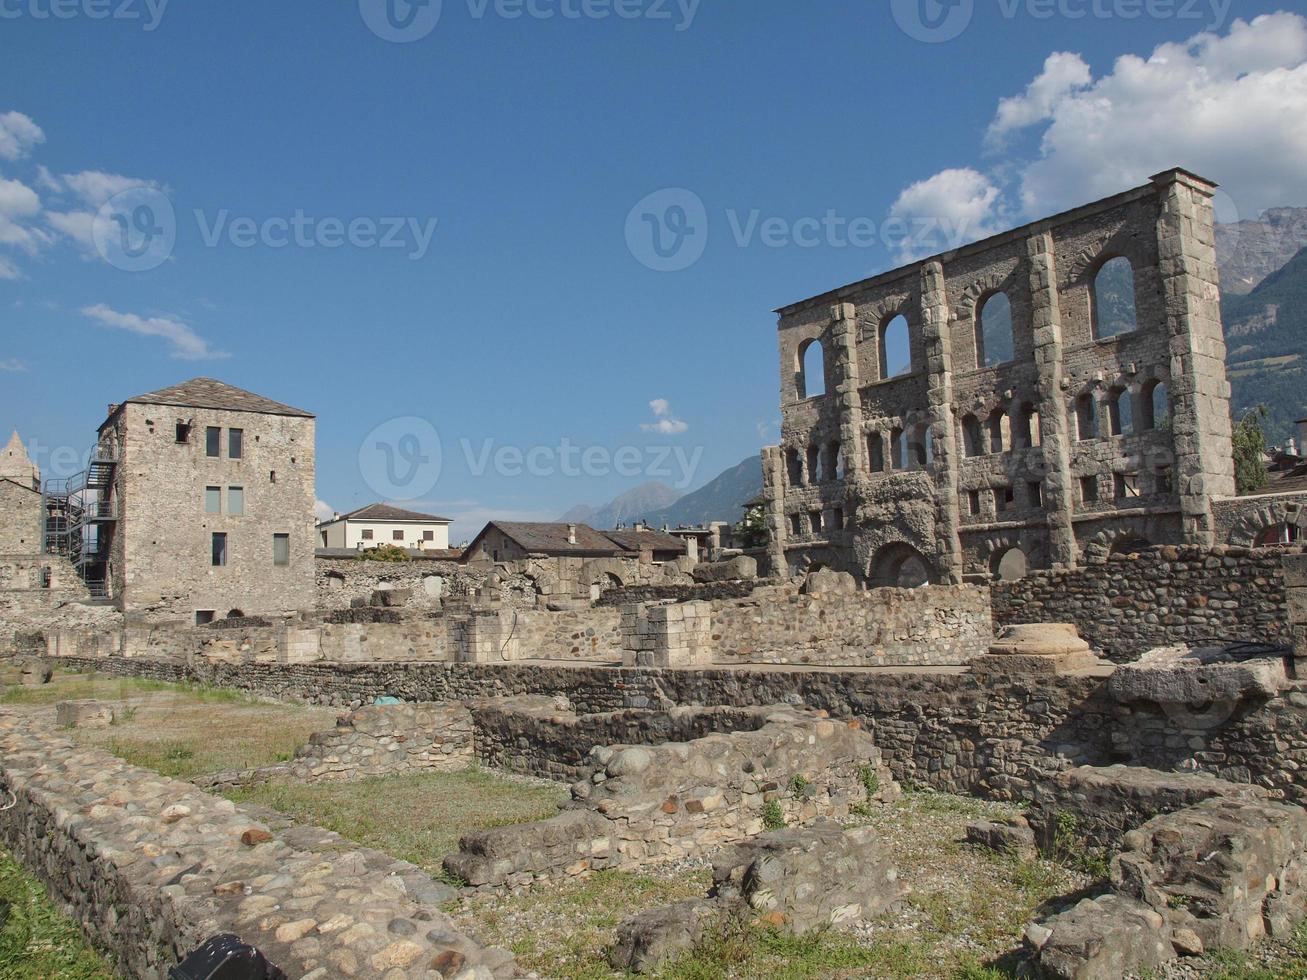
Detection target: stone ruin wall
<box><xmin>0</xmin><ymin>713</ymin><xmax>517</xmax><ymax>979</ymax></box>
<box><xmin>41</xmin><ymin>651</ymin><xmax>1307</xmax><ymax>807</ymax></box>
<box><xmin>766</xmin><ymin>171</ymin><xmax>1236</xmax><ymax>587</ymax></box>
<box><xmin>993</xmin><ymin>544</ymin><xmax>1296</xmax><ymax>661</ymax></box>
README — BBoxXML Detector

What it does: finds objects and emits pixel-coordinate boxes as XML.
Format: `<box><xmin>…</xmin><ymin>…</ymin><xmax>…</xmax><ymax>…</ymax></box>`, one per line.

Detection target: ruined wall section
<box><xmin>767</xmin><ymin>170</ymin><xmax>1231</xmax><ymax>585</ymax></box>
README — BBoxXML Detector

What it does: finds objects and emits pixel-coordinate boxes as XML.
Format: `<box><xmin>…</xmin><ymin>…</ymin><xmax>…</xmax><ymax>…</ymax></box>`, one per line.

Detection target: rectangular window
<box><xmin>195</xmin><ymin>610</ymin><xmax>215</xmax><ymax>626</ymax></box>
<box><xmin>1155</xmin><ymin>467</ymin><xmax>1173</xmax><ymax>495</ymax></box>
<box><xmin>1115</xmin><ymin>473</ymin><xmax>1141</xmax><ymax>501</ymax></box>
<box><xmin>228</xmin><ymin>486</ymin><xmax>245</xmax><ymax>516</ymax></box>
<box><xmin>205</xmin><ymin>426</ymin><xmax>221</xmax><ymax>458</ymax></box>
<box><xmin>211</xmin><ymin>532</ymin><xmax>227</xmax><ymax>567</ymax></box>
<box><xmin>204</xmin><ymin>486</ymin><xmax>221</xmax><ymax>514</ymax></box>
<box><xmin>790</xmin><ymin>513</ymin><xmax>802</xmax><ymax>536</ymax></box>
<box><xmin>1081</xmin><ymin>476</ymin><xmax>1099</xmax><ymax>504</ymax></box>
<box><xmin>273</xmin><ymin>533</ymin><xmax>290</xmax><ymax>567</ymax></box>
<box><xmin>361</xmin><ymin>529</ymin><xmax>374</xmax><ymax>541</ymax></box>
<box><xmin>967</xmin><ymin>489</ymin><xmax>981</xmax><ymax>516</ymax></box>
<box><xmin>1028</xmin><ymin>481</ymin><xmax>1044</xmax><ymax>508</ymax></box>
<box><xmin>229</xmin><ymin>428</ymin><xmax>244</xmax><ymax>459</ymax></box>
<box><xmin>832</xmin><ymin>508</ymin><xmax>844</xmax><ymax>531</ymax></box>
<box><xmin>809</xmin><ymin>510</ymin><xmax>822</xmax><ymax>534</ymax></box>
<box><xmin>393</xmin><ymin>529</ymin><xmax>404</xmax><ymax>541</ymax></box>
<box><xmin>423</xmin><ymin>530</ymin><xmax>434</xmax><ymax>541</ymax></box>
<box><xmin>176</xmin><ymin>422</ymin><xmax>192</xmax><ymax>444</ymax></box>
<box><xmin>996</xmin><ymin>486</ymin><xmax>1014</xmax><ymax>513</ymax></box>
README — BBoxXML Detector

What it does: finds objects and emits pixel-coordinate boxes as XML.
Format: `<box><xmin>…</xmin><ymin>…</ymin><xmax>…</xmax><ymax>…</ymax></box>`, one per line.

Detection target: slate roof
<box><xmin>488</xmin><ymin>522</ymin><xmax>625</xmax><ymax>555</ymax></box>
<box><xmin>324</xmin><ymin>503</ymin><xmax>453</xmax><ymax>524</ymax></box>
<box><xmin>111</xmin><ymin>378</ymin><xmax>314</xmax><ymax>420</ymax></box>
<box><xmin>604</xmin><ymin>529</ymin><xmax>689</xmax><ymax>553</ymax></box>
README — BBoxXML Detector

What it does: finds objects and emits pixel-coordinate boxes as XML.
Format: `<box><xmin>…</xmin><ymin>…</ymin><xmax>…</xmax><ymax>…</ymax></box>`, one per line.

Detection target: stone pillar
<box><xmin>626</xmin><ymin>601</ymin><xmax>713</xmax><ymax>668</ymax></box>
<box><xmin>1153</xmin><ymin>169</ymin><xmax>1235</xmax><ymax>546</ymax></box>
<box><xmin>1028</xmin><ymin>231</ymin><xmax>1078</xmax><ymax>568</ymax></box>
<box><xmin>761</xmin><ymin>446</ymin><xmax>788</xmax><ymax>578</ymax></box>
<box><xmin>921</xmin><ymin>261</ymin><xmax>963</xmax><ymax>583</ymax></box>
<box><xmin>830</xmin><ymin>303</ymin><xmax>866</xmax><ymax>477</ymax></box>
<box><xmin>1285</xmin><ymin>554</ymin><xmax>1307</xmax><ymax>678</ymax></box>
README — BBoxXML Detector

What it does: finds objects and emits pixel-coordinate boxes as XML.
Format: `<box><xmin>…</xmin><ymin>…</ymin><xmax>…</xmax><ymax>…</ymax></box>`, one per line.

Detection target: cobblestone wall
<box><xmin>992</xmin><ymin>546</ymin><xmax>1294</xmax><ymax>661</ymax></box>
<box><xmin>40</xmin><ymin>656</ymin><xmax>1307</xmax><ymax>804</ymax></box>
<box><xmin>0</xmin><ymin>712</ymin><xmax>516</xmax><ymax>979</ymax></box>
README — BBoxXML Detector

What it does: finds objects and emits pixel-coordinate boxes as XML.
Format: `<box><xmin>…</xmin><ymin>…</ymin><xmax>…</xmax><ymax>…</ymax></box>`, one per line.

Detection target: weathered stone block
<box><xmin>1032</xmin><ymin>893</ymin><xmax>1175</xmax><ymax>980</ymax></box>
<box><xmin>54</xmin><ymin>700</ymin><xmax>116</xmax><ymax>729</ymax></box>
<box><xmin>691</xmin><ymin>556</ymin><xmax>757</xmax><ymax>584</ymax></box>
<box><xmin>1109</xmin><ymin>644</ymin><xmax>1290</xmax><ymax>705</ymax></box>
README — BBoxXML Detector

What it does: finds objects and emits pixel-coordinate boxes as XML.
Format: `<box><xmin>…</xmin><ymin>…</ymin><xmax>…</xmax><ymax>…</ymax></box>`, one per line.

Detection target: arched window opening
<box><xmin>1092</xmin><ymin>256</ymin><xmax>1138</xmax><ymax>340</ymax></box>
<box><xmin>1076</xmin><ymin>393</ymin><xmax>1098</xmax><ymax>442</ymax></box>
<box><xmin>880</xmin><ymin>315</ymin><xmax>911</xmax><ymax>380</ymax></box>
<box><xmin>1015</xmin><ymin>403</ymin><xmax>1041</xmax><ymax>449</ymax></box>
<box><xmin>785</xmin><ymin>449</ymin><xmax>803</xmax><ymax>487</ymax></box>
<box><xmin>1109</xmin><ymin>389</ymin><xmax>1135</xmax><ymax>437</ymax></box>
<box><xmin>869</xmin><ymin>543</ymin><xmax>933</xmax><ymax>589</ymax></box>
<box><xmin>824</xmin><ymin>441</ymin><xmax>841</xmax><ymax>482</ymax></box>
<box><xmin>962</xmin><ymin>415</ymin><xmax>984</xmax><ymax>458</ymax></box>
<box><xmin>909</xmin><ymin>424</ymin><xmax>933</xmax><ymax>469</ymax></box>
<box><xmin>992</xmin><ymin>547</ymin><xmax>1028</xmax><ymax>582</ymax></box>
<box><xmin>226</xmin><ymin>609</ymin><xmax>245</xmax><ymax>619</ymax></box>
<box><xmin>806</xmin><ymin>446</ymin><xmax>821</xmax><ymax>484</ymax></box>
<box><xmin>977</xmin><ymin>292</ymin><xmax>1014</xmax><ymax>368</ymax></box>
<box><xmin>987</xmin><ymin>409</ymin><xmax>1008</xmax><ymax>455</ymax></box>
<box><xmin>1141</xmin><ymin>381</ymin><xmax>1169</xmax><ymax>431</ymax></box>
<box><xmin>797</xmin><ymin>339</ymin><xmax>826</xmax><ymax>399</ymax></box>
<box><xmin>889</xmin><ymin>426</ymin><xmax>906</xmax><ymax>471</ymax></box>
<box><xmin>1256</xmin><ymin>522</ymin><xmax>1302</xmax><ymax>547</ymax></box>
<box><xmin>867</xmin><ymin>433</ymin><xmax>885</xmax><ymax>473</ymax></box>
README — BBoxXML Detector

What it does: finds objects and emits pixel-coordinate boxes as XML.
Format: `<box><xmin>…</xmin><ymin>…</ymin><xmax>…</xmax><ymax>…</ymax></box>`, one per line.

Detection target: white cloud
<box><xmin>0</xmin><ymin>112</ymin><xmax>44</xmax><ymax>161</ymax></box>
<box><xmin>0</xmin><ymin>357</ymin><xmax>27</xmax><ymax>371</ymax></box>
<box><xmin>0</xmin><ymin>257</ymin><xmax>20</xmax><ymax>280</ymax></box>
<box><xmin>985</xmin><ymin>52</ymin><xmax>1092</xmax><ymax>150</ymax></box>
<box><xmin>641</xmin><ymin>398</ymin><xmax>689</xmax><ymax>434</ymax></box>
<box><xmin>59</xmin><ymin>170</ymin><xmax>160</xmax><ymax>209</ymax></box>
<box><xmin>0</xmin><ymin>178</ymin><xmax>40</xmax><ymax>219</ymax></box>
<box><xmin>887</xmin><ymin>168</ymin><xmax>1005</xmax><ymax>263</ymax></box>
<box><xmin>80</xmin><ymin>304</ymin><xmax>228</xmax><ymax>361</ymax></box>
<box><xmin>44</xmin><ymin>210</ymin><xmax>96</xmax><ymax>249</ymax></box>
<box><xmin>313</xmin><ymin>499</ymin><xmax>336</xmax><ymax>522</ymax></box>
<box><xmin>890</xmin><ymin>13</ymin><xmax>1307</xmax><ymax>252</ymax></box>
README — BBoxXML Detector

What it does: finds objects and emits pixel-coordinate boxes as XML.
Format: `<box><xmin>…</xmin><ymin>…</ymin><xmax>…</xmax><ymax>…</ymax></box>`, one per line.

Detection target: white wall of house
<box><xmin>319</xmin><ymin>519</ymin><xmax>450</xmax><ymax>550</ymax></box>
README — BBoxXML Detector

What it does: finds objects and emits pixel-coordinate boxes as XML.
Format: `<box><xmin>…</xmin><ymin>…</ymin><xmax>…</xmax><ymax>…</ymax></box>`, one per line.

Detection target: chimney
<box><xmin>567</xmin><ymin>523</ymin><xmax>577</xmax><ymax>545</ymax></box>
<box><xmin>1299</xmin><ymin>419</ymin><xmax>1307</xmax><ymax>457</ymax></box>
<box><xmin>634</xmin><ymin>520</ymin><xmax>646</xmax><ymax>533</ymax></box>
<box><xmin>1289</xmin><ymin>438</ymin><xmax>1300</xmax><ymax>458</ymax></box>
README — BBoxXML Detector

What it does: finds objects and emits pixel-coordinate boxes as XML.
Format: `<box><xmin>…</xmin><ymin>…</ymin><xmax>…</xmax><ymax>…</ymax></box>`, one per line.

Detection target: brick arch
<box><xmin>1063</xmin><ymin>233</ymin><xmax>1150</xmax><ymax>289</ymax></box>
<box><xmin>955</xmin><ymin>271</ymin><xmax>1014</xmax><ymax>323</ymax></box>
<box><xmin>978</xmin><ymin>533</ymin><xmax>1046</xmax><ymax>580</ymax></box>
<box><xmin>856</xmin><ymin>295</ymin><xmax>913</xmax><ymax>345</ymax></box>
<box><xmin>1227</xmin><ymin>500</ymin><xmax>1307</xmax><ymax>547</ymax></box>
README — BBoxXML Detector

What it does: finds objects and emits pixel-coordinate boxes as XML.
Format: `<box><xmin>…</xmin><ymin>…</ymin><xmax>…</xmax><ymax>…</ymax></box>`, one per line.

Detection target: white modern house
<box><xmin>317</xmin><ymin>503</ymin><xmax>453</xmax><ymax>551</ymax></box>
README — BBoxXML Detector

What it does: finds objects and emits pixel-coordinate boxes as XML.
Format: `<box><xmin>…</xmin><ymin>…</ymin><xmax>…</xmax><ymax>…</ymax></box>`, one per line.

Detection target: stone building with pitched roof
<box><xmin>0</xmin><ymin>431</ymin><xmax>42</xmax><ymax>555</ymax></box>
<box><xmin>95</xmin><ymin>378</ymin><xmax>316</xmax><ymax>623</ymax></box>
<box><xmin>316</xmin><ymin>503</ymin><xmax>454</xmax><ymax>551</ymax></box>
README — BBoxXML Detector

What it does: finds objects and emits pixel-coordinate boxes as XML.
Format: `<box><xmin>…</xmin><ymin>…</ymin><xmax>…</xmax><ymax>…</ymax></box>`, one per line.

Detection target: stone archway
<box><xmin>1227</xmin><ymin>500</ymin><xmax>1307</xmax><ymax>548</ymax></box>
<box><xmin>868</xmin><ymin>543</ymin><xmax>933</xmax><ymax>589</ymax></box>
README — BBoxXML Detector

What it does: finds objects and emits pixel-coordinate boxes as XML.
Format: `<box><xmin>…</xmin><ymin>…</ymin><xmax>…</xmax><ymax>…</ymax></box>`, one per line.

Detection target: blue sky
<box><xmin>2</xmin><ymin>1</ymin><xmax>1305</xmax><ymax>542</ymax></box>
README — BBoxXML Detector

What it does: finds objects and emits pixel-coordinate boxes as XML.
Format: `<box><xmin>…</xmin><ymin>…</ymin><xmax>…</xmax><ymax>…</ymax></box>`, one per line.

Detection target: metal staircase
<box><xmin>43</xmin><ymin>446</ymin><xmax>118</xmax><ymax>599</ymax></box>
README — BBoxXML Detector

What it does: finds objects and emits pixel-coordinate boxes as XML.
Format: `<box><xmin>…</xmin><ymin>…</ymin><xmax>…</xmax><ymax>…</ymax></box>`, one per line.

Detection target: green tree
<box><xmin>737</xmin><ymin>504</ymin><xmax>768</xmax><ymax>549</ymax></box>
<box><xmin>358</xmin><ymin>543</ymin><xmax>411</xmax><ymax>562</ymax></box>
<box><xmin>1233</xmin><ymin>407</ymin><xmax>1270</xmax><ymax>495</ymax></box>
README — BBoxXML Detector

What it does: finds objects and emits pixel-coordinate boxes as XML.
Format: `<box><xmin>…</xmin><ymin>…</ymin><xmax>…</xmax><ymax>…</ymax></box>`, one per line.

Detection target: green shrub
<box><xmin>761</xmin><ymin>800</ymin><xmax>785</xmax><ymax>831</ymax></box>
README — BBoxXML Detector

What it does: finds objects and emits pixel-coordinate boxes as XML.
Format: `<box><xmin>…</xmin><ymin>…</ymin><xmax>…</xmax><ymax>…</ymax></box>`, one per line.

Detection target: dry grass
<box><xmin>227</xmin><ymin>769</ymin><xmax>568</xmax><ymax>875</ymax></box>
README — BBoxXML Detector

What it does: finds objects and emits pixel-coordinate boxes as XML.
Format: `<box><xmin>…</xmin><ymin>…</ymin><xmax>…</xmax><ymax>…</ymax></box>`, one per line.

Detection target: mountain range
<box><xmin>560</xmin><ymin>208</ymin><xmax>1307</xmax><ymax>529</ymax></box>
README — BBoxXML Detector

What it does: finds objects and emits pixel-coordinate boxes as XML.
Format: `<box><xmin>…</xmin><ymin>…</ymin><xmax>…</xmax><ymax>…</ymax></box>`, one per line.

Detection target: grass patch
<box><xmin>659</xmin><ymin>922</ymin><xmax>929</xmax><ymax>980</ymax></box>
<box><xmin>0</xmin><ymin>845</ymin><xmax>114</xmax><ymax>979</ymax></box>
<box><xmin>0</xmin><ymin>673</ymin><xmax>168</xmax><ymax>707</ymax></box>
<box><xmin>227</xmin><ymin>768</ymin><xmax>567</xmax><ymax>874</ymax></box>
<box><xmin>1200</xmin><ymin>920</ymin><xmax>1307</xmax><ymax>979</ymax></box>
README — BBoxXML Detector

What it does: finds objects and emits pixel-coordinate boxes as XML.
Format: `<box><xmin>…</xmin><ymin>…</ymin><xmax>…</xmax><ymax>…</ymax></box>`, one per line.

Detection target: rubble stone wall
<box><xmin>199</xmin><ymin>702</ymin><xmax>473</xmax><ymax>791</ymax></box>
<box><xmin>0</xmin><ymin>713</ymin><xmax>516</xmax><ymax>979</ymax></box>
<box><xmin>37</xmin><ymin>656</ymin><xmax>1307</xmax><ymax>805</ymax></box>
<box><xmin>993</xmin><ymin>546</ymin><xmax>1293</xmax><ymax>661</ymax></box>
<box><xmin>512</xmin><ymin>605</ymin><xmax>624</xmax><ymax>662</ymax></box>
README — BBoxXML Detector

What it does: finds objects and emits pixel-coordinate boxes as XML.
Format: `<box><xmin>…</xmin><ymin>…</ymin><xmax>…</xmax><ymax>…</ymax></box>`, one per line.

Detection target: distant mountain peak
<box><xmin>556</xmin><ymin>481</ymin><xmax>682</xmax><ymax>530</ymax></box>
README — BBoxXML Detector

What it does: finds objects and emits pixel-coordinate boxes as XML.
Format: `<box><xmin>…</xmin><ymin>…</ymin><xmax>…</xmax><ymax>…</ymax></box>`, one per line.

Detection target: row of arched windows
<box><xmin>1075</xmin><ymin>381</ymin><xmax>1169</xmax><ymax>442</ymax></box>
<box><xmin>794</xmin><ymin>256</ymin><xmax>1141</xmax><ymax>400</ymax></box>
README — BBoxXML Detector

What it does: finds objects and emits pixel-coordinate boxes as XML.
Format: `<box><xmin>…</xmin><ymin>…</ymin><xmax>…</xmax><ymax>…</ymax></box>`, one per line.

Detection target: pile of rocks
<box><xmin>610</xmin><ymin>820</ymin><xmax>908</xmax><ymax>973</ymax></box>
<box><xmin>444</xmin><ymin>706</ymin><xmax>897</xmax><ymax>887</ymax></box>
<box><xmin>1027</xmin><ymin>795</ymin><xmax>1307</xmax><ymax>978</ymax></box>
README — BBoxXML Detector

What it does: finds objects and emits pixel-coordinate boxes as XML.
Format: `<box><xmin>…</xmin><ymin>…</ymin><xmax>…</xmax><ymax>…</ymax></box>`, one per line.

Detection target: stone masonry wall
<box><xmin>992</xmin><ymin>546</ymin><xmax>1294</xmax><ymax>661</ymax></box>
<box><xmin>198</xmin><ymin>702</ymin><xmax>473</xmax><ymax>791</ymax></box>
<box><xmin>707</xmin><ymin>583</ymin><xmax>992</xmax><ymax>666</ymax></box>
<box><xmin>0</xmin><ymin>712</ymin><xmax>516</xmax><ymax>979</ymax></box>
<box><xmin>39</xmin><ymin>656</ymin><xmax>1307</xmax><ymax>805</ymax></box>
